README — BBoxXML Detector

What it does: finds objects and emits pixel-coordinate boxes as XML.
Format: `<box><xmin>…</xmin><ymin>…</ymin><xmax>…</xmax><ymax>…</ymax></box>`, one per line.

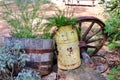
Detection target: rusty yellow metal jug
<box><xmin>55</xmin><ymin>25</ymin><xmax>81</xmax><ymax>70</ymax></box>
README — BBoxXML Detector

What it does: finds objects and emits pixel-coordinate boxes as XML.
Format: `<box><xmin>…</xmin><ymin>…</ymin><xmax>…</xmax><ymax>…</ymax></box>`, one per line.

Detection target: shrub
<box><xmin>101</xmin><ymin>0</ymin><xmax>120</xmax><ymax>49</ymax></box>
<box><xmin>1</xmin><ymin>0</ymin><xmax>51</xmax><ymax>38</ymax></box>
<box><xmin>0</xmin><ymin>41</ymin><xmax>29</xmax><ymax>80</ymax></box>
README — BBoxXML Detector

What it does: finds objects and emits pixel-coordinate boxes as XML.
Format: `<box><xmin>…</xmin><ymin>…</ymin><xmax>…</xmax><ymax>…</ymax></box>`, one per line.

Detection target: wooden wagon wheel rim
<box><xmin>76</xmin><ymin>16</ymin><xmax>107</xmax><ymax>56</ymax></box>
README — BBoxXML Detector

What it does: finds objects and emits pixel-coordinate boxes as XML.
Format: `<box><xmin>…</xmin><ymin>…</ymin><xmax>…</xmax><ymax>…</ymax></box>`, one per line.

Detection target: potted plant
<box><xmin>1</xmin><ymin>0</ymin><xmax>54</xmax><ymax>75</ymax></box>
<box><xmin>46</xmin><ymin>8</ymin><xmax>81</xmax><ymax>70</ymax></box>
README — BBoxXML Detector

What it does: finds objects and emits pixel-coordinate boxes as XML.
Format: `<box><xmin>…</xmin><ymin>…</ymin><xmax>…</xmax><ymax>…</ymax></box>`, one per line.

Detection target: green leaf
<box><xmin>117</xmin><ymin>65</ymin><xmax>120</xmax><ymax>70</ymax></box>
<box><xmin>107</xmin><ymin>74</ymin><xmax>114</xmax><ymax>80</ymax></box>
<box><xmin>46</xmin><ymin>9</ymin><xmax>77</xmax><ymax>27</ymax></box>
<box><xmin>111</xmin><ymin>68</ymin><xmax>117</xmax><ymax>73</ymax></box>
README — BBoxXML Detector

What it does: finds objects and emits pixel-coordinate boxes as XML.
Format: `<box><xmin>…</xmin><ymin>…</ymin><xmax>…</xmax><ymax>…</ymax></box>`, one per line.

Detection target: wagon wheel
<box><xmin>76</xmin><ymin>16</ymin><xmax>107</xmax><ymax>57</ymax></box>
<box><xmin>91</xmin><ymin>55</ymin><xmax>109</xmax><ymax>73</ymax></box>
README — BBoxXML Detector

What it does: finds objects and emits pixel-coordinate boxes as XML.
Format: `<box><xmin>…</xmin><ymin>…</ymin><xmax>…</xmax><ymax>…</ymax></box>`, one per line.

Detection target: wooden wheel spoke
<box><xmin>87</xmin><ymin>38</ymin><xmax>103</xmax><ymax>43</ymax></box>
<box><xmin>86</xmin><ymin>45</ymin><xmax>97</xmax><ymax>48</ymax></box>
<box><xmin>86</xmin><ymin>28</ymin><xmax>102</xmax><ymax>41</ymax></box>
<box><xmin>78</xmin><ymin>16</ymin><xmax>107</xmax><ymax>56</ymax></box>
<box><xmin>78</xmin><ymin>22</ymin><xmax>82</xmax><ymax>29</ymax></box>
<box><xmin>79</xmin><ymin>22</ymin><xmax>82</xmax><ymax>27</ymax></box>
<box><xmin>82</xmin><ymin>22</ymin><xmax>95</xmax><ymax>40</ymax></box>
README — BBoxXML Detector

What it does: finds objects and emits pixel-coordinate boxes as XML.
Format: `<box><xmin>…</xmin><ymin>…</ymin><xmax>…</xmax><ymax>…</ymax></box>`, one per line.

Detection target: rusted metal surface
<box><xmin>55</xmin><ymin>25</ymin><xmax>81</xmax><ymax>70</ymax></box>
<box><xmin>77</xmin><ymin>16</ymin><xmax>107</xmax><ymax>56</ymax></box>
<box><xmin>51</xmin><ymin>16</ymin><xmax>107</xmax><ymax>59</ymax></box>
<box><xmin>25</xmin><ymin>49</ymin><xmax>54</xmax><ymax>54</ymax></box>
<box><xmin>51</xmin><ymin>16</ymin><xmax>107</xmax><ymax>70</ymax></box>
<box><xmin>91</xmin><ymin>55</ymin><xmax>109</xmax><ymax>73</ymax></box>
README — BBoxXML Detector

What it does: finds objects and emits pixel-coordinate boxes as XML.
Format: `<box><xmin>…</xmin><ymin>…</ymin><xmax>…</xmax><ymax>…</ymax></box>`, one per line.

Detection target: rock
<box><xmin>42</xmin><ymin>72</ymin><xmax>57</xmax><ymax>80</ymax></box>
<box><xmin>58</xmin><ymin>60</ymin><xmax>107</xmax><ymax>80</ymax></box>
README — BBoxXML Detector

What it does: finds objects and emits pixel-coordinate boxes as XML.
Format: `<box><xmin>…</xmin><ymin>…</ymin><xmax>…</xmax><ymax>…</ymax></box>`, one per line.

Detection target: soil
<box><xmin>0</xmin><ymin>2</ymin><xmax>120</xmax><ymax>80</ymax></box>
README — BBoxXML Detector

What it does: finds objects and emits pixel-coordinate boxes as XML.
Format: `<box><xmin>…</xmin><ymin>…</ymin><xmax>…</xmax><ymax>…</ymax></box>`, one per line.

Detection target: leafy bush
<box><xmin>101</xmin><ymin>0</ymin><xmax>120</xmax><ymax>49</ymax></box>
<box><xmin>0</xmin><ymin>41</ymin><xmax>29</xmax><ymax>80</ymax></box>
<box><xmin>0</xmin><ymin>43</ymin><xmax>42</xmax><ymax>80</ymax></box>
<box><xmin>105</xmin><ymin>0</ymin><xmax>120</xmax><ymax>15</ymax></box>
<box><xmin>99</xmin><ymin>0</ymin><xmax>120</xmax><ymax>15</ymax></box>
<box><xmin>102</xmin><ymin>1</ymin><xmax>120</xmax><ymax>79</ymax></box>
<box><xmin>1</xmin><ymin>0</ymin><xmax>51</xmax><ymax>38</ymax></box>
<box><xmin>105</xmin><ymin>14</ymin><xmax>120</xmax><ymax>50</ymax></box>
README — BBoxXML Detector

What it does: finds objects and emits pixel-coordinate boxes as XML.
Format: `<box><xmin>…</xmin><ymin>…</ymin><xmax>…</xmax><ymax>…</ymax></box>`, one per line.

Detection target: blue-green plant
<box><xmin>0</xmin><ymin>41</ymin><xmax>29</xmax><ymax>80</ymax></box>
<box><xmin>15</xmin><ymin>69</ymin><xmax>41</xmax><ymax>80</ymax></box>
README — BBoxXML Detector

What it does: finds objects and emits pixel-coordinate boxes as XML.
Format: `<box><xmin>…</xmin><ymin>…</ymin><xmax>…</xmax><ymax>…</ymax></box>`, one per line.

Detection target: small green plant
<box><xmin>87</xmin><ymin>49</ymin><xmax>94</xmax><ymax>55</ymax></box>
<box><xmin>16</xmin><ymin>69</ymin><xmax>41</xmax><ymax>80</ymax></box>
<box><xmin>107</xmin><ymin>65</ymin><xmax>120</xmax><ymax>80</ymax></box>
<box><xmin>1</xmin><ymin>0</ymin><xmax>51</xmax><ymax>39</ymax></box>
<box><xmin>46</xmin><ymin>7</ymin><xmax>78</xmax><ymax>28</ymax></box>
<box><xmin>41</xmin><ymin>32</ymin><xmax>51</xmax><ymax>39</ymax></box>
